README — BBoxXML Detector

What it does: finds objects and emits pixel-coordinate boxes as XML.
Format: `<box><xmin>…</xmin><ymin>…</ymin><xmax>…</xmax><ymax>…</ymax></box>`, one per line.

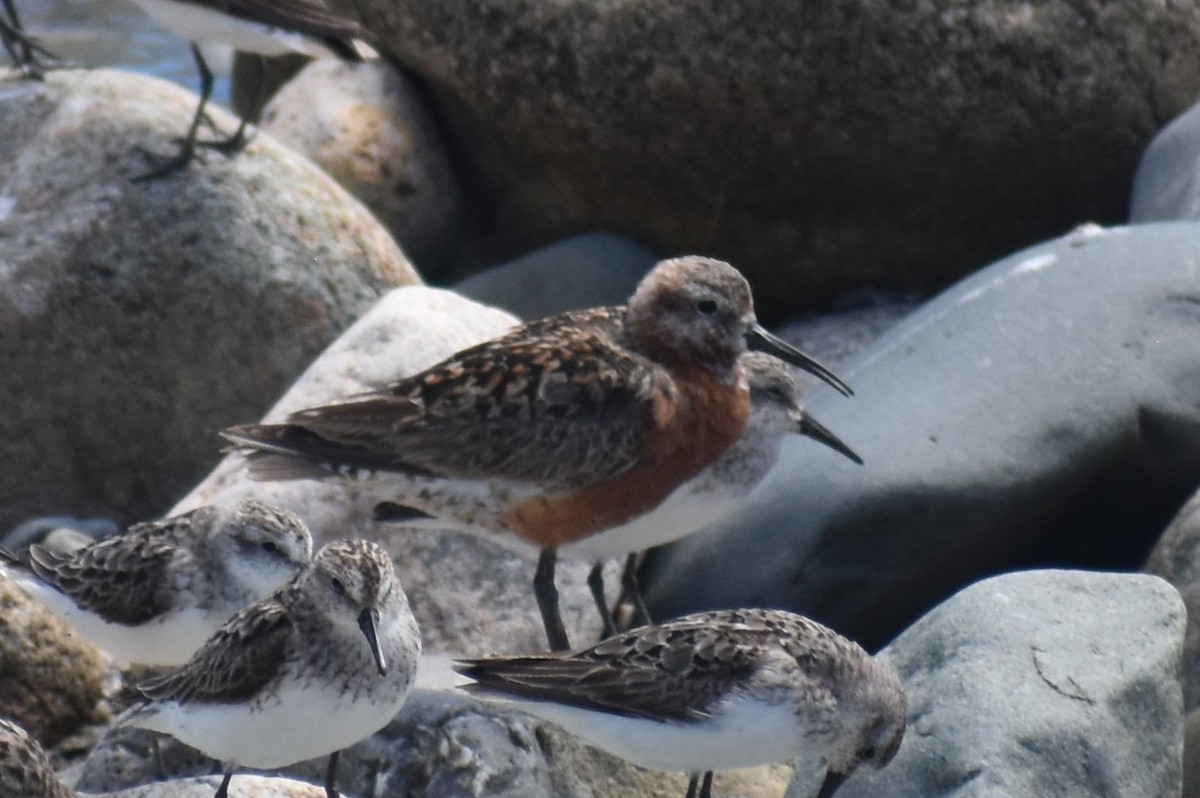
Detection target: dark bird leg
<box><xmin>587</xmin><ymin>562</ymin><xmax>617</xmax><ymax>639</ymax></box>
<box><xmin>697</xmin><ymin>771</ymin><xmax>714</xmax><ymax>798</ymax></box>
<box><xmin>213</xmin><ymin>767</ymin><xmax>234</xmax><ymax>798</ymax></box>
<box><xmin>134</xmin><ymin>43</ymin><xmax>217</xmax><ymax>181</ymax></box>
<box><xmin>619</xmin><ymin>551</ymin><xmax>651</xmax><ymax>628</ymax></box>
<box><xmin>324</xmin><ymin>750</ymin><xmax>340</xmax><ymax>798</ymax></box>
<box><xmin>1</xmin><ymin>0</ymin><xmax>59</xmax><ymax>78</ymax></box>
<box><xmin>685</xmin><ymin>774</ymin><xmax>699</xmax><ymax>798</ymax></box>
<box><xmin>196</xmin><ymin>53</ymin><xmax>264</xmax><ymax>153</ymax></box>
<box><xmin>535</xmin><ymin>548</ymin><xmax>570</xmax><ymax>651</ymax></box>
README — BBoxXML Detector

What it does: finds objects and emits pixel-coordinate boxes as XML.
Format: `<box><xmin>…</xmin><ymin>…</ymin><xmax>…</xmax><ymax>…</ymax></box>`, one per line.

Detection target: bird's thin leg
<box><xmin>0</xmin><ymin>0</ymin><xmax>59</xmax><ymax>78</ymax></box>
<box><xmin>196</xmin><ymin>53</ymin><xmax>261</xmax><ymax>152</ymax></box>
<box><xmin>134</xmin><ymin>42</ymin><xmax>214</xmax><ymax>181</ymax></box>
<box><xmin>698</xmin><ymin>771</ymin><xmax>714</xmax><ymax>798</ymax></box>
<box><xmin>685</xmin><ymin>774</ymin><xmax>700</xmax><ymax>798</ymax></box>
<box><xmin>213</xmin><ymin>767</ymin><xmax>234</xmax><ymax>798</ymax></box>
<box><xmin>324</xmin><ymin>750</ymin><xmax>340</xmax><ymax>798</ymax></box>
<box><xmin>619</xmin><ymin>551</ymin><xmax>652</xmax><ymax>628</ymax></box>
<box><xmin>587</xmin><ymin>562</ymin><xmax>617</xmax><ymax>639</ymax></box>
<box><xmin>535</xmin><ymin>548</ymin><xmax>570</xmax><ymax>651</ymax></box>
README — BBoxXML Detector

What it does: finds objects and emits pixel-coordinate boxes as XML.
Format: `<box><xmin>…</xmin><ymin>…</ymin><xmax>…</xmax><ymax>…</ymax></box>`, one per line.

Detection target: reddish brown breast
<box><xmin>504</xmin><ymin>364</ymin><xmax>750</xmax><ymax>549</ymax></box>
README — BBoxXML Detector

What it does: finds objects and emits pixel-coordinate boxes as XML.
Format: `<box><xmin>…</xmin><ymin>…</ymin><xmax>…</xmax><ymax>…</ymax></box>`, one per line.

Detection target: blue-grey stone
<box><xmin>1131</xmin><ymin>99</ymin><xmax>1200</xmax><ymax>222</ymax></box>
<box><xmin>453</xmin><ymin>233</ymin><xmax>658</xmax><ymax>319</ymax></box>
<box><xmin>804</xmin><ymin>570</ymin><xmax>1184</xmax><ymax>798</ymax></box>
<box><xmin>644</xmin><ymin>223</ymin><xmax>1200</xmax><ymax>649</ymax></box>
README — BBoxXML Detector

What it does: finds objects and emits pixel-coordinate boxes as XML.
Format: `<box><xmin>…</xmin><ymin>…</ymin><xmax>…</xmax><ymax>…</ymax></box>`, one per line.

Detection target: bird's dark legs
<box><xmin>324</xmin><ymin>750</ymin><xmax>340</xmax><ymax>798</ymax></box>
<box><xmin>1</xmin><ymin>0</ymin><xmax>58</xmax><ymax>77</ymax></box>
<box><xmin>698</xmin><ymin>771</ymin><xmax>714</xmax><ymax>798</ymax></box>
<box><xmin>587</xmin><ymin>562</ymin><xmax>617</xmax><ymax>639</ymax></box>
<box><xmin>213</xmin><ymin>767</ymin><xmax>234</xmax><ymax>798</ymax></box>
<box><xmin>135</xmin><ymin>42</ymin><xmax>251</xmax><ymax>180</ymax></box>
<box><xmin>618</xmin><ymin>551</ymin><xmax>651</xmax><ymax>629</ymax></box>
<box><xmin>134</xmin><ymin>43</ymin><xmax>214</xmax><ymax>180</ymax></box>
<box><xmin>535</xmin><ymin>548</ymin><xmax>570</xmax><ymax>651</ymax></box>
<box><xmin>686</xmin><ymin>774</ymin><xmax>699</xmax><ymax>798</ymax></box>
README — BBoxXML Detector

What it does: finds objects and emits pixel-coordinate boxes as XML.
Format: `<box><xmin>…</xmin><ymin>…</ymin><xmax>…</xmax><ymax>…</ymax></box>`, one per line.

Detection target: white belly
<box><xmin>503</xmin><ymin>693</ymin><xmax>805</xmax><ymax>774</ymax></box>
<box><xmin>131</xmin><ymin>677</ymin><xmax>413</xmax><ymax>767</ymax></box>
<box><xmin>8</xmin><ymin>576</ymin><xmax>216</xmax><ymax>666</ymax></box>
<box><xmin>559</xmin><ymin>478</ymin><xmax>743</xmax><ymax>562</ymax></box>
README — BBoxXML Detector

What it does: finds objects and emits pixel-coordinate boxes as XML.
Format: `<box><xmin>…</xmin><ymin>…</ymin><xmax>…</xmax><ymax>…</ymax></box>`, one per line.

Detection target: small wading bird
<box><xmin>127</xmin><ymin>0</ymin><xmax>375</xmax><ymax>180</ymax></box>
<box><xmin>223</xmin><ymin>255</ymin><xmax>853</xmax><ymax>652</ymax></box>
<box><xmin>121</xmin><ymin>539</ymin><xmax>421</xmax><ymax>798</ymax></box>
<box><xmin>0</xmin><ymin>499</ymin><xmax>312</xmax><ymax>666</ymax></box>
<box><xmin>456</xmin><ymin>608</ymin><xmax>907</xmax><ymax>798</ymax></box>
<box><xmin>375</xmin><ymin>350</ymin><xmax>863</xmax><ymax>636</ymax></box>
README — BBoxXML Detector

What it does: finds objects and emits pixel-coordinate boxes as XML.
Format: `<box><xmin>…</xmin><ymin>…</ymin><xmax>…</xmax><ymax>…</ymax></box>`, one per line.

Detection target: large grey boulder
<box><xmin>1130</xmin><ymin>98</ymin><xmax>1200</xmax><ymax>222</ymax></box>
<box><xmin>261</xmin><ymin>60</ymin><xmax>464</xmax><ymax>273</ymax></box>
<box><xmin>812</xmin><ymin>570</ymin><xmax>1185</xmax><ymax>798</ymax></box>
<box><xmin>644</xmin><ymin>223</ymin><xmax>1200</xmax><ymax>649</ymax></box>
<box><xmin>361</xmin><ymin>1</ymin><xmax>1200</xmax><ymax>313</ymax></box>
<box><xmin>0</xmin><ymin>68</ymin><xmax>418</xmax><ymax>532</ymax></box>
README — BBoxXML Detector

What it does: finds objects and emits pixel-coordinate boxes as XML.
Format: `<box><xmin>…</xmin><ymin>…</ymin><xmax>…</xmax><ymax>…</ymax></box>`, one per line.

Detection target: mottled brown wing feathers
<box><xmin>136</xmin><ymin>600</ymin><xmax>292</xmax><ymax>704</ymax></box>
<box><xmin>456</xmin><ymin>621</ymin><xmax>768</xmax><ymax>722</ymax></box>
<box><xmin>25</xmin><ymin>517</ymin><xmax>193</xmax><ymax>625</ymax></box>
<box><xmin>229</xmin><ymin>308</ymin><xmax>671</xmax><ymax>487</ymax></box>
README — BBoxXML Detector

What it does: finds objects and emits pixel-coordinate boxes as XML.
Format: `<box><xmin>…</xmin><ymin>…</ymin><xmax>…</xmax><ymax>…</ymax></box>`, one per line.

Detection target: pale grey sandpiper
<box><xmin>0</xmin><ymin>718</ymin><xmax>73</xmax><ymax>798</ymax></box>
<box><xmin>222</xmin><ymin>255</ymin><xmax>854</xmax><ymax>652</ymax></box>
<box><xmin>455</xmin><ymin>608</ymin><xmax>906</xmax><ymax>798</ymax></box>
<box><xmin>0</xmin><ymin>498</ymin><xmax>312</xmax><ymax>666</ymax></box>
<box><xmin>376</xmin><ymin>350</ymin><xmax>864</xmax><ymax>636</ymax></box>
<box><xmin>128</xmin><ymin>0</ymin><xmax>375</xmax><ymax>179</ymax></box>
<box><xmin>122</xmin><ymin>538</ymin><xmax>421</xmax><ymax>798</ymax></box>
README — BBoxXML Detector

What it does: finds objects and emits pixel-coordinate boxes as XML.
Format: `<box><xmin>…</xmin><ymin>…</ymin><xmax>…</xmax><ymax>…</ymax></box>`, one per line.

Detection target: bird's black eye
<box><xmin>862</xmin><ymin>746</ymin><xmax>877</xmax><ymax>761</ymax></box>
<box><xmin>331</xmin><ymin>578</ymin><xmax>346</xmax><ymax>595</ymax></box>
<box><xmin>261</xmin><ymin>541</ymin><xmax>279</xmax><ymax>554</ymax></box>
<box><xmin>766</xmin><ymin>386</ymin><xmax>786</xmax><ymax>400</ymax></box>
<box><xmin>696</xmin><ymin>299</ymin><xmax>719</xmax><ymax>315</ymax></box>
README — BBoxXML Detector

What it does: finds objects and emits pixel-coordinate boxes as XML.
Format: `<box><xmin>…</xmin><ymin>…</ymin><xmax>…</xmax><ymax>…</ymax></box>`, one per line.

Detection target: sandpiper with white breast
<box><xmin>456</xmin><ymin>608</ymin><xmax>907</xmax><ymax>798</ymax></box>
<box><xmin>0</xmin><ymin>498</ymin><xmax>312</xmax><ymax>666</ymax></box>
<box><xmin>122</xmin><ymin>538</ymin><xmax>420</xmax><ymax>798</ymax></box>
<box><xmin>222</xmin><ymin>255</ymin><xmax>854</xmax><ymax>651</ymax></box>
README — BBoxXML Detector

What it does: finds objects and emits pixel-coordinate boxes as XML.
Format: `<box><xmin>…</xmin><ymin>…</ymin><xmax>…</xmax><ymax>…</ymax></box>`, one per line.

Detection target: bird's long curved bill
<box><xmin>815</xmin><ymin>770</ymin><xmax>848</xmax><ymax>798</ymax></box>
<box><xmin>747</xmin><ymin>324</ymin><xmax>853</xmax><ymax>397</ymax></box>
<box><xmin>799</xmin><ymin>414</ymin><xmax>864</xmax><ymax>465</ymax></box>
<box><xmin>358</xmin><ymin>609</ymin><xmax>387</xmax><ymax>676</ymax></box>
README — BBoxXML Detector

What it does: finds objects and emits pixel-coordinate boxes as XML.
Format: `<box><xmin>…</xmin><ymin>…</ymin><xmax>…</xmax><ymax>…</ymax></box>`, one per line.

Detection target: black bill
<box><xmin>358</xmin><ymin>608</ymin><xmax>388</xmax><ymax>676</ymax></box>
<box><xmin>799</xmin><ymin>413</ymin><xmax>864</xmax><ymax>465</ymax></box>
<box><xmin>747</xmin><ymin>324</ymin><xmax>853</xmax><ymax>397</ymax></box>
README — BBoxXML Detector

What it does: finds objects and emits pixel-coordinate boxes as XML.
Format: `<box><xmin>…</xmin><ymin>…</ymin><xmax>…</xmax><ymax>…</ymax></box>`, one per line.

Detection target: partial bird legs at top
<box><xmin>685</xmin><ymin>771</ymin><xmax>714</xmax><ymax>798</ymax></box>
<box><xmin>134</xmin><ymin>43</ymin><xmax>251</xmax><ymax>181</ymax></box>
<box><xmin>1</xmin><ymin>0</ymin><xmax>61</xmax><ymax>77</ymax></box>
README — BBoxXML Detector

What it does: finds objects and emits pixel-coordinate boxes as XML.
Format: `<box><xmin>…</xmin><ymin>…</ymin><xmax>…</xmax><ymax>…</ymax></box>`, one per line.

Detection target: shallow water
<box><xmin>13</xmin><ymin>0</ymin><xmax>232</xmax><ymax>101</ymax></box>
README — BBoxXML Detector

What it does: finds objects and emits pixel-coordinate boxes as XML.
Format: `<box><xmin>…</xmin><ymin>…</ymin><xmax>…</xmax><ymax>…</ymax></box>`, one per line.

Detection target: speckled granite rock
<box><xmin>645</xmin><ymin>223</ymin><xmax>1200</xmax><ymax>650</ymax></box>
<box><xmin>262</xmin><ymin>60</ymin><xmax>463</xmax><ymax>272</ymax></box>
<box><xmin>0</xmin><ymin>68</ymin><xmax>418</xmax><ymax>532</ymax></box>
<box><xmin>0</xmin><ymin>578</ymin><xmax>106</xmax><ymax>746</ymax></box>
<box><xmin>364</xmin><ymin>0</ymin><xmax>1200</xmax><ymax>314</ymax></box>
<box><xmin>816</xmin><ymin>570</ymin><xmax>1185</xmax><ymax>798</ymax></box>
